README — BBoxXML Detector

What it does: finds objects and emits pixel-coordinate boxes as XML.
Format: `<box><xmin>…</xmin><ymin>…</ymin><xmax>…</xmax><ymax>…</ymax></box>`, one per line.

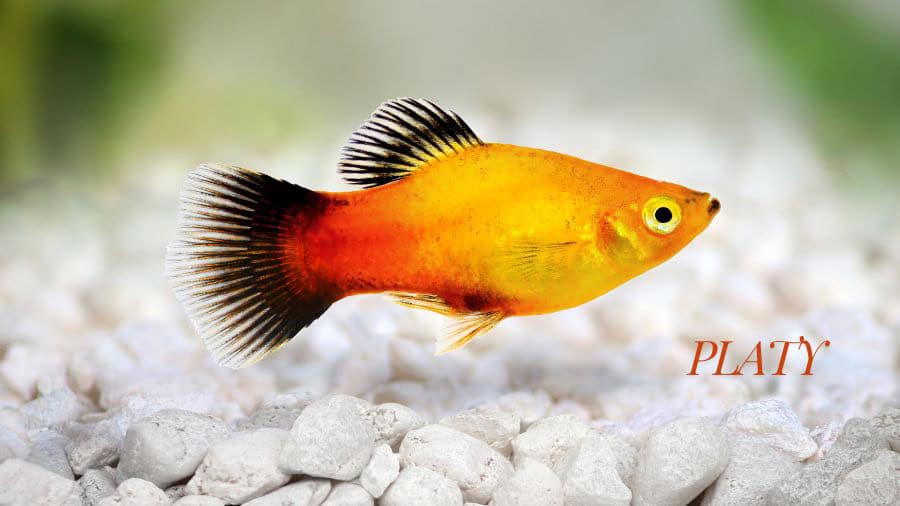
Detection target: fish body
<box><xmin>167</xmin><ymin>98</ymin><xmax>719</xmax><ymax>367</ymax></box>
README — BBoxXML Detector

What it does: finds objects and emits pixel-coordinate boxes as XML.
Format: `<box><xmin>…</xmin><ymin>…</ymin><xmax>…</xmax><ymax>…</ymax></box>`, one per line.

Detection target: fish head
<box><xmin>598</xmin><ymin>180</ymin><xmax>719</xmax><ymax>269</ymax></box>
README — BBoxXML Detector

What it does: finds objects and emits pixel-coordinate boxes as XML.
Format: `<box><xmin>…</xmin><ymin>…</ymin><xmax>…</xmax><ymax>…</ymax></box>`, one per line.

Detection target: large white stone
<box><xmin>0</xmin><ymin>458</ymin><xmax>82</xmax><ymax>506</ymax></box>
<box><xmin>186</xmin><ymin>428</ymin><xmax>291</xmax><ymax>503</ymax></box>
<box><xmin>400</xmin><ymin>424</ymin><xmax>513</xmax><ymax>504</ymax></box>
<box><xmin>321</xmin><ymin>483</ymin><xmax>373</xmax><ymax>506</ymax></box>
<box><xmin>279</xmin><ymin>394</ymin><xmax>375</xmax><ymax>480</ymax></box>
<box><xmin>834</xmin><ymin>450</ymin><xmax>900</xmax><ymax>506</ymax></box>
<box><xmin>559</xmin><ymin>430</ymin><xmax>631</xmax><ymax>506</ymax></box>
<box><xmin>365</xmin><ymin>402</ymin><xmax>426</xmax><ymax>450</ymax></box>
<box><xmin>489</xmin><ymin>457</ymin><xmax>563</xmax><ymax>506</ymax></box>
<box><xmin>118</xmin><ymin>409</ymin><xmax>231</xmax><ymax>488</ymax></box>
<box><xmin>511</xmin><ymin>414</ymin><xmax>589</xmax><ymax>475</ymax></box>
<box><xmin>631</xmin><ymin>417</ymin><xmax>729</xmax><ymax>506</ymax></box>
<box><xmin>20</xmin><ymin>387</ymin><xmax>88</xmax><ymax>429</ymax></box>
<box><xmin>440</xmin><ymin>407</ymin><xmax>520</xmax><ymax>457</ymax></box>
<box><xmin>701</xmin><ymin>437</ymin><xmax>800</xmax><ymax>506</ymax></box>
<box><xmin>79</xmin><ymin>468</ymin><xmax>118</xmax><ymax>506</ymax></box>
<box><xmin>238</xmin><ymin>391</ymin><xmax>315</xmax><ymax>431</ymax></box>
<box><xmin>243</xmin><ymin>479</ymin><xmax>331</xmax><ymax>506</ymax></box>
<box><xmin>722</xmin><ymin>399</ymin><xmax>817</xmax><ymax>460</ymax></box>
<box><xmin>359</xmin><ymin>443</ymin><xmax>399</xmax><ymax>498</ymax></box>
<box><xmin>381</xmin><ymin>466</ymin><xmax>463</xmax><ymax>506</ymax></box>
<box><xmin>97</xmin><ymin>478</ymin><xmax>169</xmax><ymax>506</ymax></box>
<box><xmin>871</xmin><ymin>407</ymin><xmax>900</xmax><ymax>452</ymax></box>
<box><xmin>481</xmin><ymin>391</ymin><xmax>551</xmax><ymax>430</ymax></box>
<box><xmin>768</xmin><ymin>417</ymin><xmax>890</xmax><ymax>505</ymax></box>
<box><xmin>174</xmin><ymin>496</ymin><xmax>226</xmax><ymax>506</ymax></box>
<box><xmin>26</xmin><ymin>428</ymin><xmax>74</xmax><ymax>479</ymax></box>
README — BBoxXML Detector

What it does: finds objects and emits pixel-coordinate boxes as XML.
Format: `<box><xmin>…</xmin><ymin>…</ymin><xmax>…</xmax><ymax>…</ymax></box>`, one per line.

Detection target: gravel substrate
<box><xmin>1</xmin><ymin>114</ymin><xmax>898</xmax><ymax>504</ymax></box>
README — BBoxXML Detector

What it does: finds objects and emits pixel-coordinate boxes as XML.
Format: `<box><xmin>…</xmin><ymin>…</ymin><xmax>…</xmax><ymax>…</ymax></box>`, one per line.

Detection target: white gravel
<box><xmin>118</xmin><ymin>409</ymin><xmax>231</xmax><ymax>488</ymax></box>
<box><xmin>440</xmin><ymin>406</ymin><xmax>520</xmax><ymax>458</ymax></box>
<box><xmin>0</xmin><ymin>458</ymin><xmax>82</xmax><ymax>505</ymax></box>
<box><xmin>321</xmin><ymin>482</ymin><xmax>374</xmax><ymax>506</ymax></box>
<box><xmin>701</xmin><ymin>437</ymin><xmax>801</xmax><ymax>506</ymax></box>
<box><xmin>381</xmin><ymin>465</ymin><xmax>464</xmax><ymax>506</ymax></box>
<box><xmin>279</xmin><ymin>394</ymin><xmax>375</xmax><ymax>480</ymax></box>
<box><xmin>722</xmin><ymin>398</ymin><xmax>817</xmax><ymax>460</ymax></box>
<box><xmin>79</xmin><ymin>468</ymin><xmax>118</xmax><ymax>505</ymax></box>
<box><xmin>186</xmin><ymin>428</ymin><xmax>291</xmax><ymax>503</ymax></box>
<box><xmin>400</xmin><ymin>424</ymin><xmax>514</xmax><ymax>503</ymax></box>
<box><xmin>631</xmin><ymin>417</ymin><xmax>730</xmax><ymax>505</ymax></box>
<box><xmin>97</xmin><ymin>478</ymin><xmax>169</xmax><ymax>506</ymax></box>
<box><xmin>511</xmin><ymin>414</ymin><xmax>590</xmax><ymax>474</ymax></box>
<box><xmin>490</xmin><ymin>457</ymin><xmax>563</xmax><ymax>506</ymax></box>
<box><xmin>243</xmin><ymin>478</ymin><xmax>331</xmax><ymax>506</ymax></box>
<box><xmin>359</xmin><ymin>443</ymin><xmax>399</xmax><ymax>498</ymax></box>
<box><xmin>0</xmin><ymin>109</ymin><xmax>898</xmax><ymax>504</ymax></box>
<box><xmin>559</xmin><ymin>429</ymin><xmax>632</xmax><ymax>505</ymax></box>
<box><xmin>834</xmin><ymin>449</ymin><xmax>900</xmax><ymax>506</ymax></box>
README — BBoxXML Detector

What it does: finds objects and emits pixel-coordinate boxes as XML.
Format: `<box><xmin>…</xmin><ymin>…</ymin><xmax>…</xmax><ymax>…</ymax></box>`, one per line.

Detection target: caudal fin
<box><xmin>166</xmin><ymin>164</ymin><xmax>332</xmax><ymax>368</ymax></box>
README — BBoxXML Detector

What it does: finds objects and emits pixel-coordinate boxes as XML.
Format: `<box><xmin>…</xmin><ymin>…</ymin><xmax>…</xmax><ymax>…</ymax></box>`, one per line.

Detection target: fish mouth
<box><xmin>707</xmin><ymin>197</ymin><xmax>721</xmax><ymax>216</ymax></box>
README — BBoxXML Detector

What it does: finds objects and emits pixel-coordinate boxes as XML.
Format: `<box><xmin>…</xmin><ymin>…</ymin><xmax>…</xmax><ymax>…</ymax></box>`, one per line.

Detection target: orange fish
<box><xmin>167</xmin><ymin>98</ymin><xmax>720</xmax><ymax>367</ymax></box>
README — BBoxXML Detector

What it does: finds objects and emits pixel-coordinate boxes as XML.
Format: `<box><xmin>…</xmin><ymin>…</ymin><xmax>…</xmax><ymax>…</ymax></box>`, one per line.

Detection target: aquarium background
<box><xmin>0</xmin><ymin>0</ymin><xmax>898</xmax><ymax>458</ymax></box>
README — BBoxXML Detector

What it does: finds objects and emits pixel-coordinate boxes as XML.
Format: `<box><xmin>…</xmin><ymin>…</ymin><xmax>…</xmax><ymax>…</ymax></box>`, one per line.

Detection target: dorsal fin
<box><xmin>339</xmin><ymin>98</ymin><xmax>483</xmax><ymax>188</ymax></box>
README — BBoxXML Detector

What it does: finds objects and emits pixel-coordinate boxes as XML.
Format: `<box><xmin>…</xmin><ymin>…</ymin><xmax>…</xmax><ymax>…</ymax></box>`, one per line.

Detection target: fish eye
<box><xmin>642</xmin><ymin>196</ymin><xmax>682</xmax><ymax>235</ymax></box>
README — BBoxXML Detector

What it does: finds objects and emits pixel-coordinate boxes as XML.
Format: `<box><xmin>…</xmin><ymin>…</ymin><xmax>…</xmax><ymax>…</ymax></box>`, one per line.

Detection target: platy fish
<box><xmin>167</xmin><ymin>98</ymin><xmax>720</xmax><ymax>367</ymax></box>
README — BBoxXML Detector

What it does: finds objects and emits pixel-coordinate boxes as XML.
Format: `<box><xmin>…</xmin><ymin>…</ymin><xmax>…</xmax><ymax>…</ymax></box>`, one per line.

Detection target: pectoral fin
<box><xmin>388</xmin><ymin>292</ymin><xmax>456</xmax><ymax>315</ymax></box>
<box><xmin>496</xmin><ymin>240</ymin><xmax>579</xmax><ymax>281</ymax></box>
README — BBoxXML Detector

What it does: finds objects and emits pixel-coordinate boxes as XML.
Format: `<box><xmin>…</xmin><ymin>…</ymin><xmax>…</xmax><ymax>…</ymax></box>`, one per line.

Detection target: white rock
<box><xmin>440</xmin><ymin>407</ymin><xmax>520</xmax><ymax>457</ymax></box>
<box><xmin>27</xmin><ymin>428</ymin><xmax>74</xmax><ymax>479</ymax></box>
<box><xmin>834</xmin><ymin>450</ymin><xmax>900</xmax><ymax>506</ymax></box>
<box><xmin>0</xmin><ymin>458</ymin><xmax>82</xmax><ymax>505</ymax></box>
<box><xmin>365</xmin><ymin>402</ymin><xmax>426</xmax><ymax>450</ymax></box>
<box><xmin>118</xmin><ymin>409</ymin><xmax>231</xmax><ymax>488</ymax></box>
<box><xmin>0</xmin><ymin>424</ymin><xmax>29</xmax><ymax>461</ymax></box>
<box><xmin>489</xmin><ymin>457</ymin><xmax>563</xmax><ymax>506</ymax></box>
<box><xmin>0</xmin><ymin>344</ymin><xmax>65</xmax><ymax>399</ymax></box>
<box><xmin>808</xmin><ymin>421</ymin><xmax>841</xmax><ymax>462</ymax></box>
<box><xmin>558</xmin><ymin>431</ymin><xmax>630</xmax><ymax>506</ymax></box>
<box><xmin>238</xmin><ymin>391</ymin><xmax>315</xmax><ymax>431</ymax></box>
<box><xmin>631</xmin><ymin>417</ymin><xmax>729</xmax><ymax>506</ymax></box>
<box><xmin>359</xmin><ymin>443</ymin><xmax>399</xmax><ymax>498</ymax></box>
<box><xmin>65</xmin><ymin>419</ymin><xmax>121</xmax><ymax>475</ymax></box>
<box><xmin>722</xmin><ymin>399</ymin><xmax>817</xmax><ymax>460</ymax></box>
<box><xmin>97</xmin><ymin>478</ymin><xmax>169</xmax><ymax>506</ymax></box>
<box><xmin>400</xmin><ymin>424</ymin><xmax>513</xmax><ymax>504</ymax></box>
<box><xmin>381</xmin><ymin>466</ymin><xmax>463</xmax><ymax>506</ymax></box>
<box><xmin>279</xmin><ymin>394</ymin><xmax>375</xmax><ymax>480</ymax></box>
<box><xmin>165</xmin><ymin>485</ymin><xmax>188</xmax><ymax>503</ymax></box>
<box><xmin>482</xmin><ymin>391</ymin><xmax>551</xmax><ymax>430</ymax></box>
<box><xmin>871</xmin><ymin>406</ymin><xmax>900</xmax><ymax>452</ymax></box>
<box><xmin>243</xmin><ymin>479</ymin><xmax>331</xmax><ymax>506</ymax></box>
<box><xmin>21</xmin><ymin>387</ymin><xmax>89</xmax><ymax>429</ymax></box>
<box><xmin>321</xmin><ymin>483</ymin><xmax>373</xmax><ymax>506</ymax></box>
<box><xmin>701</xmin><ymin>437</ymin><xmax>801</xmax><ymax>506</ymax></box>
<box><xmin>186</xmin><ymin>428</ymin><xmax>291</xmax><ymax>503</ymax></box>
<box><xmin>79</xmin><ymin>468</ymin><xmax>118</xmax><ymax>506</ymax></box>
<box><xmin>594</xmin><ymin>430</ymin><xmax>637</xmax><ymax>486</ymax></box>
<box><xmin>768</xmin><ymin>417</ymin><xmax>890</xmax><ymax>505</ymax></box>
<box><xmin>511</xmin><ymin>414</ymin><xmax>589</xmax><ymax>475</ymax></box>
<box><xmin>174</xmin><ymin>495</ymin><xmax>226</xmax><ymax>506</ymax></box>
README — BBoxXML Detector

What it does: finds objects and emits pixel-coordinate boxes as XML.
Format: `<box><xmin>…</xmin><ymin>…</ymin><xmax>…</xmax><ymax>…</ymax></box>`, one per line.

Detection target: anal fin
<box><xmin>436</xmin><ymin>311</ymin><xmax>505</xmax><ymax>355</ymax></box>
<box><xmin>388</xmin><ymin>292</ymin><xmax>505</xmax><ymax>354</ymax></box>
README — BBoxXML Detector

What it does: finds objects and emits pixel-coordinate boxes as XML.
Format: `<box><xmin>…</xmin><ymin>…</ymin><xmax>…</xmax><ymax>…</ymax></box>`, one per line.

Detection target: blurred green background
<box><xmin>1</xmin><ymin>0</ymin><xmax>898</xmax><ymax>192</ymax></box>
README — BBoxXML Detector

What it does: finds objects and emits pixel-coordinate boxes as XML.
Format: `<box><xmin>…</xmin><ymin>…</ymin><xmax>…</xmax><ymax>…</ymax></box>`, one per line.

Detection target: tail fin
<box><xmin>166</xmin><ymin>164</ymin><xmax>332</xmax><ymax>368</ymax></box>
